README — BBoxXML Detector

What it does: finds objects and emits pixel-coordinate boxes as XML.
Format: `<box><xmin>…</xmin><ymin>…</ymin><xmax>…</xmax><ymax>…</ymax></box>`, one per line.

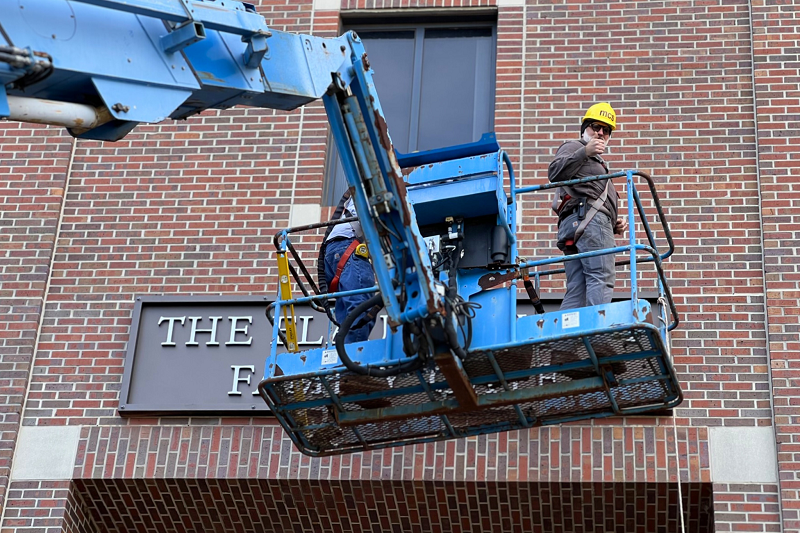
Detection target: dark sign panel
<box><xmin>120</xmin><ymin>296</ymin><xmax>340</xmax><ymax>415</ymax></box>
<box><xmin>119</xmin><ymin>294</ymin><xmax>649</xmax><ymax>415</ymax></box>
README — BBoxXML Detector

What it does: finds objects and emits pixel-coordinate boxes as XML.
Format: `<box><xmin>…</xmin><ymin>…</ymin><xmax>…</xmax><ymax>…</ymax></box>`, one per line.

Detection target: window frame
<box><xmin>322</xmin><ymin>18</ymin><xmax>498</xmax><ymax>206</ymax></box>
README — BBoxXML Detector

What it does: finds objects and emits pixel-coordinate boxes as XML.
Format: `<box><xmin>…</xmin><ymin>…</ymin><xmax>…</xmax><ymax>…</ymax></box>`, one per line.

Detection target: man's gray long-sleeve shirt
<box><xmin>548</xmin><ymin>139</ymin><xmax>618</xmax><ymax>223</ymax></box>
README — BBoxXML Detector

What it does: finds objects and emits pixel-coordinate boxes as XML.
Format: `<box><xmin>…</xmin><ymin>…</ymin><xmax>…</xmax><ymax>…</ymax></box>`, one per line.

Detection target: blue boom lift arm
<box><xmin>1</xmin><ymin>0</ymin><xmax>682</xmax><ymax>456</ymax></box>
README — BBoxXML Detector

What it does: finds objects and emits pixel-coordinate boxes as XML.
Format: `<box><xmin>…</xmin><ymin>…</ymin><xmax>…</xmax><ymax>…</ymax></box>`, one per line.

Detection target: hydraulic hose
<box><xmin>335</xmin><ymin>294</ymin><xmax>422</xmax><ymax>377</ymax></box>
<box><xmin>443</xmin><ymin>239</ymin><xmax>470</xmax><ymax>359</ymax></box>
<box><xmin>443</xmin><ymin>297</ymin><xmax>469</xmax><ymax>360</ymax></box>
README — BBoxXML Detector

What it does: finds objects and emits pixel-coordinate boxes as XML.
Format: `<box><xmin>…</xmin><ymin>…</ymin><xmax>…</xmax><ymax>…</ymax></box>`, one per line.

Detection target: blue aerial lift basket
<box><xmin>259</xmin><ymin>142</ymin><xmax>682</xmax><ymax>456</ymax></box>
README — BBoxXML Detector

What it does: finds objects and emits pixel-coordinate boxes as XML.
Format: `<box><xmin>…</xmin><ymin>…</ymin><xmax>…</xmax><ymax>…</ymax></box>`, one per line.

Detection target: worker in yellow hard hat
<box><xmin>548</xmin><ymin>102</ymin><xmax>628</xmax><ymax>310</ymax></box>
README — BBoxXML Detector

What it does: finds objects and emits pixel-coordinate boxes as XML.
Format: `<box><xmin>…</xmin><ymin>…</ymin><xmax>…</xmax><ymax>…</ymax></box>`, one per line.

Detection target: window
<box><xmin>323</xmin><ymin>19</ymin><xmax>497</xmax><ymax>205</ymax></box>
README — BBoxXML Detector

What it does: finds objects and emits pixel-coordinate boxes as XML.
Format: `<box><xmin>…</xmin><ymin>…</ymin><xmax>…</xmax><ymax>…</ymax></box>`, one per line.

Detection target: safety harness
<box><xmin>328</xmin><ymin>239</ymin><xmax>369</xmax><ymax>293</ymax></box>
<box><xmin>316</xmin><ymin>190</ymin><xmax>379</xmax><ymax>327</ymax></box>
<box><xmin>551</xmin><ymin>144</ymin><xmax>611</xmax><ymax>250</ymax></box>
<box><xmin>552</xmin><ymin>180</ymin><xmax>611</xmax><ymax>249</ymax></box>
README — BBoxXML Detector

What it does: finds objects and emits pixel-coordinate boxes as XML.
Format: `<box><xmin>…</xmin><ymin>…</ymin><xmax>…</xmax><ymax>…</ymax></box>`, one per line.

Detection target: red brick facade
<box><xmin>0</xmin><ymin>124</ymin><xmax>72</xmax><ymax>507</ymax></box>
<box><xmin>1</xmin><ymin>0</ymin><xmax>797</xmax><ymax>531</ymax></box>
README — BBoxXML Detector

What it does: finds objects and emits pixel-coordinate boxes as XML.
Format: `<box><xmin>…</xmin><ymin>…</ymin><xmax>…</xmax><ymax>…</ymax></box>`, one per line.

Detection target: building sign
<box><xmin>120</xmin><ymin>295</ymin><xmax>347</xmax><ymax>415</ymax></box>
<box><xmin>119</xmin><ymin>294</ymin><xmax>649</xmax><ymax>415</ymax></box>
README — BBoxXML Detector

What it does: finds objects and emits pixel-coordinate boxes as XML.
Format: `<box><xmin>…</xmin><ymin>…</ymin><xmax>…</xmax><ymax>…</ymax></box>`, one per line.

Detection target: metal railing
<box><xmin>512</xmin><ymin>169</ymin><xmax>679</xmax><ymax>333</ymax></box>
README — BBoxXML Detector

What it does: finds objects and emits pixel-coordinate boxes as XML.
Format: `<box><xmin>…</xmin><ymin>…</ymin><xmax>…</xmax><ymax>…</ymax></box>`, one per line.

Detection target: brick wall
<box><xmin>0</xmin><ymin>124</ymin><xmax>72</xmax><ymax>507</ymax></box>
<box><xmin>64</xmin><ymin>424</ymin><xmax>710</xmax><ymax>532</ymax></box>
<box><xmin>1</xmin><ymin>0</ymin><xmax>797</xmax><ymax>531</ymax></box>
<box><xmin>751</xmin><ymin>0</ymin><xmax>800</xmax><ymax>531</ymax></box>
<box><xmin>61</xmin><ymin>485</ymin><xmax>99</xmax><ymax>533</ymax></box>
<box><xmin>3</xmin><ymin>480</ymin><xmax>72</xmax><ymax>532</ymax></box>
<box><xmin>713</xmin><ymin>483</ymin><xmax>782</xmax><ymax>532</ymax></box>
<box><xmin>69</xmin><ymin>425</ymin><xmax>709</xmax><ymax>482</ymax></box>
<box><xmin>3</xmin><ymin>424</ymin><xmax>714</xmax><ymax>531</ymax></box>
<box><xmin>65</xmin><ymin>479</ymin><xmax>713</xmax><ymax>533</ymax></box>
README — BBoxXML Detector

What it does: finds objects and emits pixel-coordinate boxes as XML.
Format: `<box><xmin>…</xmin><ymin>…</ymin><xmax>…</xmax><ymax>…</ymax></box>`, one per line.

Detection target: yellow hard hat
<box><xmin>582</xmin><ymin>102</ymin><xmax>617</xmax><ymax>131</ymax></box>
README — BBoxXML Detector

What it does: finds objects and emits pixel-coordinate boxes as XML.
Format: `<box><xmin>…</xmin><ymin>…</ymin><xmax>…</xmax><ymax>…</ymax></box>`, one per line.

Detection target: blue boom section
<box><xmin>0</xmin><ymin>0</ymin><xmax>355</xmax><ymax>140</ymax></box>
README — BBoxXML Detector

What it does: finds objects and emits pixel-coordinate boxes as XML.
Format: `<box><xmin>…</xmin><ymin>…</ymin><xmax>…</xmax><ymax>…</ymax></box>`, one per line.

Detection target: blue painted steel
<box><xmin>514</xmin><ymin>170</ymin><xmax>679</xmax><ymax>332</ymax></box>
<box><xmin>72</xmin><ymin>0</ymin><xmax>270</xmax><ymax>37</ymax></box>
<box><xmin>627</xmin><ymin>171</ymin><xmax>638</xmax><ymax>302</ymax></box>
<box><xmin>1</xmin><ymin>0</ymin><xmax>355</xmax><ymax>138</ymax></box>
<box><xmin>515</xmin><ymin>170</ymin><xmax>675</xmax><ymax>262</ymax></box>
<box><xmin>405</xmin><ymin>148</ymin><xmax>502</xmax><ymax>186</ymax></box>
<box><xmin>395</xmin><ymin>132</ymin><xmax>500</xmax><ymax>168</ymax></box>
<box><xmin>0</xmin><ymin>87</ymin><xmax>7</xmax><ymax>118</ymax></box>
<box><xmin>160</xmin><ymin>21</ymin><xmax>205</xmax><ymax>54</ymax></box>
<box><xmin>408</xmin><ymin>173</ymin><xmax>506</xmax><ymax>224</ymax></box>
<box><xmin>243</xmin><ymin>34</ymin><xmax>268</xmax><ymax>68</ymax></box>
<box><xmin>405</xmin><ymin>150</ymin><xmax>515</xmax><ymax>245</ymax></box>
<box><xmin>2</xmin><ymin>2</ymin><xmax>199</xmax><ymax>112</ymax></box>
<box><xmin>74</xmin><ymin>0</ymin><xmax>189</xmax><ymax>23</ymax></box>
<box><xmin>322</xmin><ymin>95</ymin><xmax>407</xmax><ymax>325</ymax></box>
<box><xmin>0</xmin><ymin>65</ymin><xmax>17</xmax><ymax>88</ymax></box>
<box><xmin>257</xmin><ymin>57</ymin><xmax>679</xmax><ymax>456</ymax></box>
<box><xmin>261</xmin><ymin>118</ymin><xmax>679</xmax><ymax>458</ymax></box>
<box><xmin>266</xmin><ymin>330</ymin><xmax>409</xmax><ymax>382</ymax></box>
<box><xmin>268</xmin><ymin>285</ymin><xmax>379</xmax><ymax>309</ymax></box>
<box><xmin>329</xmin><ymin>34</ymin><xmax>442</xmax><ymax>327</ymax></box>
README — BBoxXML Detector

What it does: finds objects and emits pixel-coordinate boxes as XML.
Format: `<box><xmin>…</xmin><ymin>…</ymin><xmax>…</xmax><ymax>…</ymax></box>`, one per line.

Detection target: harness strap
<box><xmin>329</xmin><ymin>239</ymin><xmax>360</xmax><ymax>294</ymax></box>
<box><xmin>551</xmin><ymin>190</ymin><xmax>569</xmax><ymax>215</ymax></box>
<box><xmin>572</xmin><ymin>179</ymin><xmax>611</xmax><ymax>244</ymax></box>
<box><xmin>523</xmin><ymin>278</ymin><xmax>545</xmax><ymax>314</ymax></box>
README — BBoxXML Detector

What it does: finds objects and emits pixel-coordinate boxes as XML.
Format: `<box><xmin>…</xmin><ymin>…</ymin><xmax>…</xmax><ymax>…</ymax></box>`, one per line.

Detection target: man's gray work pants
<box><xmin>558</xmin><ymin>211</ymin><xmax>616</xmax><ymax>310</ymax></box>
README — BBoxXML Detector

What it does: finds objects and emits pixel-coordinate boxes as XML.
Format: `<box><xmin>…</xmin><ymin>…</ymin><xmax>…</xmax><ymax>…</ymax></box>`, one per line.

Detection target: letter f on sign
<box><xmin>229</xmin><ymin>365</ymin><xmax>256</xmax><ymax>396</ymax></box>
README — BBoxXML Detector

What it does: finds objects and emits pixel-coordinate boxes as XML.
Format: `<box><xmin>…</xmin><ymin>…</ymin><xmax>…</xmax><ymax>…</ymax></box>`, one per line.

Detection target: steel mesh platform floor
<box><xmin>261</xmin><ymin>325</ymin><xmax>682</xmax><ymax>456</ymax></box>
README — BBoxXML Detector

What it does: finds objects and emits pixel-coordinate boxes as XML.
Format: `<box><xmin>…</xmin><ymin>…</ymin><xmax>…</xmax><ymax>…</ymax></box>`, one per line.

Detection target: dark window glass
<box><xmin>323</xmin><ymin>23</ymin><xmax>496</xmax><ymax>205</ymax></box>
<box><xmin>417</xmin><ymin>28</ymin><xmax>494</xmax><ymax>151</ymax></box>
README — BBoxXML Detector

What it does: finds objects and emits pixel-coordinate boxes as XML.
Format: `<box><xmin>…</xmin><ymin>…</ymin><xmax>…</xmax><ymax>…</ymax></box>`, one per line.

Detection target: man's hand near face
<box><xmin>585</xmin><ymin>137</ymin><xmax>606</xmax><ymax>157</ymax></box>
